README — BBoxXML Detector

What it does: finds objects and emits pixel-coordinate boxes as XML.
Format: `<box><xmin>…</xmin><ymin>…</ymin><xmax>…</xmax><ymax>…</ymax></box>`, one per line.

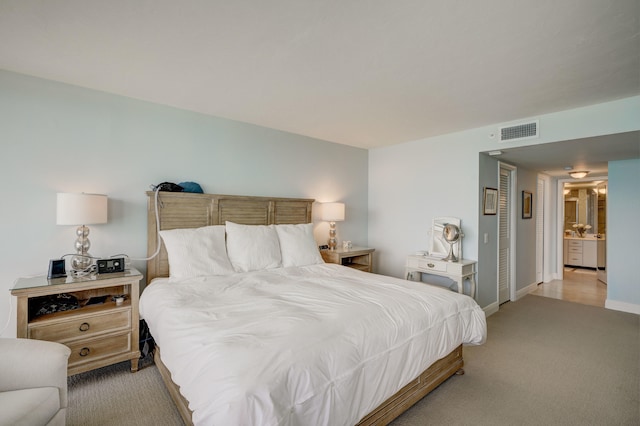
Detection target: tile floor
<box><xmin>529</xmin><ymin>267</ymin><xmax>607</xmax><ymax>307</ymax></box>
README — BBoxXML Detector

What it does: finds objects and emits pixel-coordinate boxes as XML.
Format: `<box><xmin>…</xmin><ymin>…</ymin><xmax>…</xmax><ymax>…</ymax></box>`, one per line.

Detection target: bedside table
<box><xmin>11</xmin><ymin>268</ymin><xmax>142</xmax><ymax>375</ymax></box>
<box><xmin>321</xmin><ymin>247</ymin><xmax>375</xmax><ymax>272</ymax></box>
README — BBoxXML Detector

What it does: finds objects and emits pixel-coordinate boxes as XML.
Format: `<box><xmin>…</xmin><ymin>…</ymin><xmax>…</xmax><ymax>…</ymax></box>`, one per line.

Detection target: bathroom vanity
<box><xmin>563</xmin><ymin>236</ymin><xmax>599</xmax><ymax>268</ymax></box>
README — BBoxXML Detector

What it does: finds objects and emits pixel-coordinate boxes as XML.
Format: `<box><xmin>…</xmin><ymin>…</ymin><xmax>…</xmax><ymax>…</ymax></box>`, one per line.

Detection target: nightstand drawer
<box><xmin>67</xmin><ymin>332</ymin><xmax>131</xmax><ymax>366</ymax></box>
<box><xmin>29</xmin><ymin>309</ymin><xmax>131</xmax><ymax>343</ymax></box>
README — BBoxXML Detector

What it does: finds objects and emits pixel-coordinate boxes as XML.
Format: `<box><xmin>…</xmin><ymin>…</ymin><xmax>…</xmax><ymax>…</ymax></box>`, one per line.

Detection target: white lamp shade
<box><xmin>56</xmin><ymin>193</ymin><xmax>108</xmax><ymax>225</ymax></box>
<box><xmin>322</xmin><ymin>202</ymin><xmax>345</xmax><ymax>222</ymax></box>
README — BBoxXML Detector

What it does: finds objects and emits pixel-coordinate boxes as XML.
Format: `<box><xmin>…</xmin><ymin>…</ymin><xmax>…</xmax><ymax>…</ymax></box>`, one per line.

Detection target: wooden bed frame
<box><xmin>145</xmin><ymin>191</ymin><xmax>464</xmax><ymax>426</ymax></box>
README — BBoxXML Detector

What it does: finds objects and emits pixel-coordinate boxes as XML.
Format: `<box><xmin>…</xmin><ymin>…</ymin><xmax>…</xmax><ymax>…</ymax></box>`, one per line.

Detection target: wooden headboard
<box><xmin>146</xmin><ymin>191</ymin><xmax>314</xmax><ymax>283</ymax></box>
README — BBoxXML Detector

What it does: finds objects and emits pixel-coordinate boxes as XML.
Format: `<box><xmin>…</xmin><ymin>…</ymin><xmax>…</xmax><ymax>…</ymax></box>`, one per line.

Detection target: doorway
<box><xmin>531</xmin><ymin>268</ymin><xmax>606</xmax><ymax>307</ymax></box>
<box><xmin>556</xmin><ymin>177</ymin><xmax>608</xmax><ymax>283</ymax></box>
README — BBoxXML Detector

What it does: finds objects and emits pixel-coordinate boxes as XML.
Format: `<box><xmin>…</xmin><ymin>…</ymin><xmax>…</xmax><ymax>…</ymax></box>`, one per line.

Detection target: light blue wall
<box><xmin>0</xmin><ymin>70</ymin><xmax>369</xmax><ymax>337</ymax></box>
<box><xmin>369</xmin><ymin>96</ymin><xmax>640</xmax><ymax>313</ymax></box>
<box><xmin>477</xmin><ymin>156</ymin><xmax>543</xmax><ymax>309</ymax></box>
<box><xmin>477</xmin><ymin>154</ymin><xmax>499</xmax><ymax>308</ymax></box>
<box><xmin>1</xmin><ymin>69</ymin><xmax>637</xmax><ymax>338</ymax></box>
<box><xmin>515</xmin><ymin>167</ymin><xmax>539</xmax><ymax>292</ymax></box>
<box><xmin>606</xmin><ymin>158</ymin><xmax>640</xmax><ymax>309</ymax></box>
<box><xmin>369</xmin><ymin>133</ymin><xmax>480</xmax><ymax>276</ymax></box>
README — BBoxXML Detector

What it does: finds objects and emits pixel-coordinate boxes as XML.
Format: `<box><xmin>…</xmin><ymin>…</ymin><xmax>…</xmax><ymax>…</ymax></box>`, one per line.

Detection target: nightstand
<box><xmin>11</xmin><ymin>268</ymin><xmax>142</xmax><ymax>375</ymax></box>
<box><xmin>321</xmin><ymin>247</ymin><xmax>375</xmax><ymax>272</ymax></box>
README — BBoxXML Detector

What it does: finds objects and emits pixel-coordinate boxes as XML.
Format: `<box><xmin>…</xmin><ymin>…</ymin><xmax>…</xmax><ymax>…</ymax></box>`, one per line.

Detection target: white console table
<box><xmin>405</xmin><ymin>255</ymin><xmax>477</xmax><ymax>299</ymax></box>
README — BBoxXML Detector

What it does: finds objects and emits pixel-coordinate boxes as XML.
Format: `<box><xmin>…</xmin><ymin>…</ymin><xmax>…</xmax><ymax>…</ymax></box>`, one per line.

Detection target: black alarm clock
<box><xmin>48</xmin><ymin>259</ymin><xmax>67</xmax><ymax>279</ymax></box>
<box><xmin>97</xmin><ymin>257</ymin><xmax>125</xmax><ymax>274</ymax></box>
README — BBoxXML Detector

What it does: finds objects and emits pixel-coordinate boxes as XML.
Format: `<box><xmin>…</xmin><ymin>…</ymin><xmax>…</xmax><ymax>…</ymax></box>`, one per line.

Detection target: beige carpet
<box><xmin>67</xmin><ymin>295</ymin><xmax>639</xmax><ymax>425</ymax></box>
<box><xmin>67</xmin><ymin>356</ymin><xmax>183</xmax><ymax>426</ymax></box>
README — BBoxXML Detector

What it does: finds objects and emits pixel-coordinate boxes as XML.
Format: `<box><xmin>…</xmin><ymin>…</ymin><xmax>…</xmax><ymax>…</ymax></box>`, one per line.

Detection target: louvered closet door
<box><xmin>498</xmin><ymin>167</ymin><xmax>511</xmax><ymax>304</ymax></box>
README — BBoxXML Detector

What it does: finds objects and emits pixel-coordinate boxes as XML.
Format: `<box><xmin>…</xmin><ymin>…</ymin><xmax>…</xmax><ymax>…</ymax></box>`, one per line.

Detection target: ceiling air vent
<box><xmin>499</xmin><ymin>120</ymin><xmax>539</xmax><ymax>142</ymax></box>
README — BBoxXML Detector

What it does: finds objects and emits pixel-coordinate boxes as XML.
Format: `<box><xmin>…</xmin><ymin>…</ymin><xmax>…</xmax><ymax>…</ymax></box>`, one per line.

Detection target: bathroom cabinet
<box><xmin>564</xmin><ymin>237</ymin><xmax>597</xmax><ymax>268</ymax></box>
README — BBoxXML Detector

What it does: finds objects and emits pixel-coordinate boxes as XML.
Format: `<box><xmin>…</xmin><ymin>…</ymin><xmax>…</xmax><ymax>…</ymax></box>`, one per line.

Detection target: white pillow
<box><xmin>275</xmin><ymin>223</ymin><xmax>324</xmax><ymax>267</ymax></box>
<box><xmin>159</xmin><ymin>226</ymin><xmax>235</xmax><ymax>279</ymax></box>
<box><xmin>225</xmin><ymin>221</ymin><xmax>282</xmax><ymax>272</ymax></box>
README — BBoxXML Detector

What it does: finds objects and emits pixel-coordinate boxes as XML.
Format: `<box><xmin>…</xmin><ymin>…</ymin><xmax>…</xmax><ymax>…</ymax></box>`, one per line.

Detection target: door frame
<box><xmin>536</xmin><ymin>176</ymin><xmax>545</xmax><ymax>284</ymax></box>
<box><xmin>539</xmin><ymin>174</ymin><xmax>554</xmax><ymax>283</ymax></box>
<box><xmin>555</xmin><ymin>175</ymin><xmax>608</xmax><ymax>281</ymax></box>
<box><xmin>498</xmin><ymin>162</ymin><xmax>517</xmax><ymax>305</ymax></box>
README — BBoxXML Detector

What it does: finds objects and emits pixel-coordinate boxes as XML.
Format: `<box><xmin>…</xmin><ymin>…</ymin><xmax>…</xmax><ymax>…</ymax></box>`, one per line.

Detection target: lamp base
<box><xmin>328</xmin><ymin>221</ymin><xmax>337</xmax><ymax>251</ymax></box>
<box><xmin>72</xmin><ymin>225</ymin><xmax>94</xmax><ymax>271</ymax></box>
<box><xmin>71</xmin><ymin>254</ymin><xmax>93</xmax><ymax>271</ymax></box>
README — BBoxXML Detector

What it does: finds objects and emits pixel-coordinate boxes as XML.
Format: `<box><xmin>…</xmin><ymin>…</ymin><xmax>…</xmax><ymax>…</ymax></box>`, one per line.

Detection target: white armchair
<box><xmin>0</xmin><ymin>338</ymin><xmax>71</xmax><ymax>426</ymax></box>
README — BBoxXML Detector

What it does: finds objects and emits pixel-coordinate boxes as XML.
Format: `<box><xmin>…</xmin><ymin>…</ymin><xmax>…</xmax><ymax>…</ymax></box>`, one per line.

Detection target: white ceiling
<box><xmin>1</xmin><ymin>1</ymin><xmax>639</xmax><ymax>161</ymax></box>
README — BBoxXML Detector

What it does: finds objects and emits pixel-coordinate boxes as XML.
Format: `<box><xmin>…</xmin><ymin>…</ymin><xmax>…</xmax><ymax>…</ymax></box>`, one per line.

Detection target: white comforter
<box><xmin>139</xmin><ymin>264</ymin><xmax>486</xmax><ymax>426</ymax></box>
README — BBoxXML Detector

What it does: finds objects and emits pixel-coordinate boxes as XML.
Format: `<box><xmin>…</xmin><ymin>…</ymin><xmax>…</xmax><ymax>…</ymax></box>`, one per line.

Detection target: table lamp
<box><xmin>321</xmin><ymin>202</ymin><xmax>345</xmax><ymax>251</ymax></box>
<box><xmin>57</xmin><ymin>193</ymin><xmax>108</xmax><ymax>270</ymax></box>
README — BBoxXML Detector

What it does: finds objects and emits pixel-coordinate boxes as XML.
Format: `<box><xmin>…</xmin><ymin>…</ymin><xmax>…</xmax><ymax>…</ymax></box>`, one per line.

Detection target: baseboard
<box><xmin>483</xmin><ymin>302</ymin><xmax>499</xmax><ymax>317</ymax></box>
<box><xmin>482</xmin><ymin>282</ymin><xmax>537</xmax><ymax>317</ymax></box>
<box><xmin>549</xmin><ymin>271</ymin><xmax>562</xmax><ymax>281</ymax></box>
<box><xmin>605</xmin><ymin>299</ymin><xmax>640</xmax><ymax>315</ymax></box>
<box><xmin>516</xmin><ymin>281</ymin><xmax>538</xmax><ymax>300</ymax></box>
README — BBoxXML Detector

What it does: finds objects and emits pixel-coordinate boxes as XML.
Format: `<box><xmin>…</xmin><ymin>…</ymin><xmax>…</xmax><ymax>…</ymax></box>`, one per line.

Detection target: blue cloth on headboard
<box><xmin>179</xmin><ymin>181</ymin><xmax>204</xmax><ymax>193</ymax></box>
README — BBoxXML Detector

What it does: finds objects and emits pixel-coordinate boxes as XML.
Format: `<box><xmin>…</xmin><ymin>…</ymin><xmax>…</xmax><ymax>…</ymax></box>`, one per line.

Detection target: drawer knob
<box><xmin>79</xmin><ymin>347</ymin><xmax>90</xmax><ymax>357</ymax></box>
<box><xmin>79</xmin><ymin>322</ymin><xmax>90</xmax><ymax>332</ymax></box>
<box><xmin>427</xmin><ymin>263</ymin><xmax>435</xmax><ymax>268</ymax></box>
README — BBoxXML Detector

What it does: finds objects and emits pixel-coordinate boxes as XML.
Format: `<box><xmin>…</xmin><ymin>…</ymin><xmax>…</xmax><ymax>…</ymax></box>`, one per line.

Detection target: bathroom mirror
<box><xmin>430</xmin><ymin>217</ymin><xmax>462</xmax><ymax>259</ymax></box>
<box><xmin>563</xmin><ymin>184</ymin><xmax>598</xmax><ymax>234</ymax></box>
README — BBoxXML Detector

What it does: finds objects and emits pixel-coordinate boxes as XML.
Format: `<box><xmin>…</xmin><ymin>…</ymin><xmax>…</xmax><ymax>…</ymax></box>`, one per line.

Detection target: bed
<box><xmin>140</xmin><ymin>191</ymin><xmax>486</xmax><ymax>425</ymax></box>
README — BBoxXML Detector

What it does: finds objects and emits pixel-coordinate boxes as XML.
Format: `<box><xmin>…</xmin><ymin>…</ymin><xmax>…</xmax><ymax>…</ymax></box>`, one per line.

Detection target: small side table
<box><xmin>321</xmin><ymin>247</ymin><xmax>375</xmax><ymax>273</ymax></box>
<box><xmin>11</xmin><ymin>268</ymin><xmax>142</xmax><ymax>375</ymax></box>
<box><xmin>405</xmin><ymin>255</ymin><xmax>477</xmax><ymax>298</ymax></box>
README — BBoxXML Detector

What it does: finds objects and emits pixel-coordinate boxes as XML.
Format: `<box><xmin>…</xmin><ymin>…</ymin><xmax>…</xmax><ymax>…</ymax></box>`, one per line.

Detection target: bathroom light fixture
<box><xmin>57</xmin><ymin>193</ymin><xmax>108</xmax><ymax>270</ymax></box>
<box><xmin>569</xmin><ymin>171</ymin><xmax>589</xmax><ymax>179</ymax></box>
<box><xmin>321</xmin><ymin>202</ymin><xmax>345</xmax><ymax>251</ymax></box>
